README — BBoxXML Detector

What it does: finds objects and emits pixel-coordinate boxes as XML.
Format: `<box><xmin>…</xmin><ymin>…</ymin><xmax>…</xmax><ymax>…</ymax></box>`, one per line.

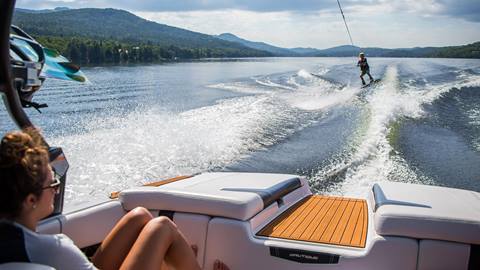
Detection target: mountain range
<box><xmin>217</xmin><ymin>33</ymin><xmax>479</xmax><ymax>58</ymax></box>
<box><xmin>13</xmin><ymin>7</ymin><xmax>480</xmax><ymax>61</ymax></box>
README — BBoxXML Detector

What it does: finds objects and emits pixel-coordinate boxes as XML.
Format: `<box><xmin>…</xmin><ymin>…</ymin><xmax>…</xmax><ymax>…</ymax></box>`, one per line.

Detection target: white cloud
<box><xmin>136</xmin><ymin>8</ymin><xmax>480</xmax><ymax>48</ymax></box>
<box><xmin>136</xmin><ymin>10</ymin><xmax>347</xmax><ymax>48</ymax></box>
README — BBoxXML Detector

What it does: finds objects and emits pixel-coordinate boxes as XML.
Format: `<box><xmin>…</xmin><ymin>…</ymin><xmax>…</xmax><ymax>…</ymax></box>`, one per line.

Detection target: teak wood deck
<box><xmin>257</xmin><ymin>195</ymin><xmax>368</xmax><ymax>248</ymax></box>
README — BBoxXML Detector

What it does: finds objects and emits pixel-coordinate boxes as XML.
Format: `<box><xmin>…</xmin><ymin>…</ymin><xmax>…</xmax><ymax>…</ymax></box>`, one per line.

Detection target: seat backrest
<box><xmin>0</xmin><ymin>222</ymin><xmax>30</xmax><ymax>264</ymax></box>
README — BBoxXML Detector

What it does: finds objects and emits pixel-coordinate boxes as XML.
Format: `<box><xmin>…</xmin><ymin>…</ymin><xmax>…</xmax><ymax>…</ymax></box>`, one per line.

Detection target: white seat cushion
<box><xmin>0</xmin><ymin>263</ymin><xmax>55</xmax><ymax>270</ymax></box>
<box><xmin>372</xmin><ymin>181</ymin><xmax>480</xmax><ymax>244</ymax></box>
<box><xmin>120</xmin><ymin>172</ymin><xmax>305</xmax><ymax>221</ymax></box>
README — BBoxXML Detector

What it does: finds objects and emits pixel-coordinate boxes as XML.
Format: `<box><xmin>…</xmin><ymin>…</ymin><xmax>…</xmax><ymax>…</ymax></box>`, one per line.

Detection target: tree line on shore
<box><xmin>36</xmin><ymin>35</ymin><xmax>480</xmax><ymax>65</ymax></box>
<box><xmin>37</xmin><ymin>36</ymin><xmax>270</xmax><ymax>65</ymax></box>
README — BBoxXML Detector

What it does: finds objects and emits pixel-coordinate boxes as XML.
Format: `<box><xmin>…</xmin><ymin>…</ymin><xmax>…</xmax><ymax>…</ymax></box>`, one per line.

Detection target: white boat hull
<box><xmin>35</xmin><ymin>172</ymin><xmax>479</xmax><ymax>270</ymax></box>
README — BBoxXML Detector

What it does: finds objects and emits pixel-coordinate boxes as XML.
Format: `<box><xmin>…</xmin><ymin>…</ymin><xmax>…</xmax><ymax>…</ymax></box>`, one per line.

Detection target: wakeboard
<box><xmin>361</xmin><ymin>79</ymin><xmax>381</xmax><ymax>88</ymax></box>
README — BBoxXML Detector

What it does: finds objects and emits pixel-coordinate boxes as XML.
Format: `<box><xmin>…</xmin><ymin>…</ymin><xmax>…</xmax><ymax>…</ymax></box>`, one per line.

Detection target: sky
<box><xmin>16</xmin><ymin>0</ymin><xmax>480</xmax><ymax>49</ymax></box>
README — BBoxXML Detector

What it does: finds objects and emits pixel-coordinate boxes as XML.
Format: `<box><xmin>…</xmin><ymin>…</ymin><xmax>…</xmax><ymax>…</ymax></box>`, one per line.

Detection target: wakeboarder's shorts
<box><xmin>361</xmin><ymin>69</ymin><xmax>370</xmax><ymax>76</ymax></box>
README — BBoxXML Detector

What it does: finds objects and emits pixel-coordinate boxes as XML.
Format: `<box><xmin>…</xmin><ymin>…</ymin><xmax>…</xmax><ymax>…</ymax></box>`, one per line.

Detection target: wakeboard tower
<box><xmin>1</xmin><ymin>1</ymin><xmax>480</xmax><ymax>270</ymax></box>
<box><xmin>9</xmin><ymin>25</ymin><xmax>87</xmax><ymax>113</ymax></box>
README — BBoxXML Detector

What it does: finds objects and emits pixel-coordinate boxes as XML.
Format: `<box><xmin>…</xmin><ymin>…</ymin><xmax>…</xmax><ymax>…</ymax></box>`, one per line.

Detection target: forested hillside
<box><xmin>429</xmin><ymin>42</ymin><xmax>480</xmax><ymax>58</ymax></box>
<box><xmin>13</xmin><ymin>8</ymin><xmax>272</xmax><ymax>64</ymax></box>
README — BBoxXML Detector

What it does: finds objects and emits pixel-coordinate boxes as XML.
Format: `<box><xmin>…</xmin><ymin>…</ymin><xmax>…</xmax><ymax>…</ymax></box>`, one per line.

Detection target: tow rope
<box><xmin>336</xmin><ymin>0</ymin><xmax>355</xmax><ymax>47</ymax></box>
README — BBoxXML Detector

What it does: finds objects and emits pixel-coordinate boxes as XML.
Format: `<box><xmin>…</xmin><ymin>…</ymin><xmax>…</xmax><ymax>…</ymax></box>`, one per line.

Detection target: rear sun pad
<box><xmin>372</xmin><ymin>182</ymin><xmax>480</xmax><ymax>245</ymax></box>
<box><xmin>120</xmin><ymin>173</ymin><xmax>307</xmax><ymax>221</ymax></box>
<box><xmin>257</xmin><ymin>195</ymin><xmax>368</xmax><ymax>248</ymax></box>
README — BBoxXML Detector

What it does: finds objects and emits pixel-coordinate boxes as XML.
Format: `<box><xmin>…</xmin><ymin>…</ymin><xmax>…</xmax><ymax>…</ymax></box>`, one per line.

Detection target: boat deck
<box><xmin>257</xmin><ymin>195</ymin><xmax>368</xmax><ymax>248</ymax></box>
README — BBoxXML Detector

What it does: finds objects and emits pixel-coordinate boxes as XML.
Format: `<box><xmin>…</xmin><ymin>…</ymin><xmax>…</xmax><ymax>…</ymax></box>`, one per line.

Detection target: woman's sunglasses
<box><xmin>42</xmin><ymin>171</ymin><xmax>62</xmax><ymax>194</ymax></box>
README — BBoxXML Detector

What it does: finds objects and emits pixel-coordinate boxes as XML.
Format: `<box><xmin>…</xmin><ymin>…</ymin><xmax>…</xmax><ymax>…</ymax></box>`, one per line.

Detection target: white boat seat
<box><xmin>120</xmin><ymin>172</ymin><xmax>305</xmax><ymax>220</ymax></box>
<box><xmin>371</xmin><ymin>181</ymin><xmax>480</xmax><ymax>245</ymax></box>
<box><xmin>0</xmin><ymin>263</ymin><xmax>55</xmax><ymax>270</ymax></box>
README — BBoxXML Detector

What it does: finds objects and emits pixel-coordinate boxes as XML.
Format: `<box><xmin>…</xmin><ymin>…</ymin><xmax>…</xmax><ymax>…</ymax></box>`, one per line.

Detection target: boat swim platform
<box><xmin>257</xmin><ymin>195</ymin><xmax>368</xmax><ymax>248</ymax></box>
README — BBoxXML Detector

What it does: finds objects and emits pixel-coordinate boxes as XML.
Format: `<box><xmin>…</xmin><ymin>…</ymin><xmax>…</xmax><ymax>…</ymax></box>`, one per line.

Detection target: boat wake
<box><xmin>311</xmin><ymin>65</ymin><xmax>480</xmax><ymax>197</ymax></box>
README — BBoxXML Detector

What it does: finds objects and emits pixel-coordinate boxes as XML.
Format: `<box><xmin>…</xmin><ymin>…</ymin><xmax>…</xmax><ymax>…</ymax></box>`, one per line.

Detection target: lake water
<box><xmin>1</xmin><ymin>57</ymin><xmax>479</xmax><ymax>209</ymax></box>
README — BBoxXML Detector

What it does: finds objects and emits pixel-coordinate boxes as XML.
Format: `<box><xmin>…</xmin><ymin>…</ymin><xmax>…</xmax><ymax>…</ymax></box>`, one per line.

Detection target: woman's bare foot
<box><xmin>214</xmin><ymin>260</ymin><xmax>229</xmax><ymax>270</ymax></box>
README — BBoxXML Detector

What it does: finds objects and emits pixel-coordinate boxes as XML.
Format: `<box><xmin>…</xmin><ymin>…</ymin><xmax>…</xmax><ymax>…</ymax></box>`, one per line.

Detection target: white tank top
<box><xmin>14</xmin><ymin>222</ymin><xmax>97</xmax><ymax>270</ymax></box>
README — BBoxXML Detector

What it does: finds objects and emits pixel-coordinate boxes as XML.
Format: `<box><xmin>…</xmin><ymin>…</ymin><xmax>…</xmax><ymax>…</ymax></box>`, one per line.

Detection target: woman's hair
<box><xmin>0</xmin><ymin>128</ymin><xmax>49</xmax><ymax>218</ymax></box>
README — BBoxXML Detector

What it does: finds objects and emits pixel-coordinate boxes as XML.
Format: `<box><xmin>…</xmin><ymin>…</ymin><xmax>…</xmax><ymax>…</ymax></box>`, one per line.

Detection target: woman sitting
<box><xmin>0</xmin><ymin>129</ymin><xmax>203</xmax><ymax>270</ymax></box>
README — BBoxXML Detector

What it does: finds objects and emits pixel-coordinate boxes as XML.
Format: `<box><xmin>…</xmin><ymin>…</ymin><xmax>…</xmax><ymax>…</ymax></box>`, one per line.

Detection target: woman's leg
<box><xmin>120</xmin><ymin>216</ymin><xmax>200</xmax><ymax>270</ymax></box>
<box><xmin>91</xmin><ymin>207</ymin><xmax>153</xmax><ymax>270</ymax></box>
